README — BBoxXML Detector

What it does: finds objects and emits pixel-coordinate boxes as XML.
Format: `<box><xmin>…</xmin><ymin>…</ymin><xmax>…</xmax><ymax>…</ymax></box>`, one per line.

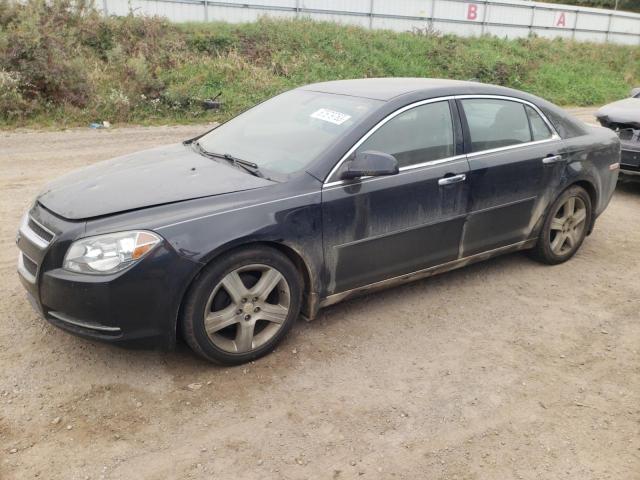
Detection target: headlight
<box><xmin>63</xmin><ymin>231</ymin><xmax>161</xmax><ymax>274</ymax></box>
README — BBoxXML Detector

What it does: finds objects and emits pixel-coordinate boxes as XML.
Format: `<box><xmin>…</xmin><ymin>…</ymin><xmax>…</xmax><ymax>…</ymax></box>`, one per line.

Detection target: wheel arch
<box><xmin>261</xmin><ymin>240</ymin><xmax>319</xmax><ymax>319</ymax></box>
<box><xmin>569</xmin><ymin>178</ymin><xmax>598</xmax><ymax>234</ymax></box>
<box><xmin>531</xmin><ymin>177</ymin><xmax>599</xmax><ymax>243</ymax></box>
<box><xmin>174</xmin><ymin>240</ymin><xmax>320</xmax><ymax>343</ymax></box>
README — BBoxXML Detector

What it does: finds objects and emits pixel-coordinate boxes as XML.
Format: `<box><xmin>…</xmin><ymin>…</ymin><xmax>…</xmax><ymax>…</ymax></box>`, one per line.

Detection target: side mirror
<box><xmin>340</xmin><ymin>150</ymin><xmax>399</xmax><ymax>180</ymax></box>
<box><xmin>631</xmin><ymin>87</ymin><xmax>640</xmax><ymax>98</ymax></box>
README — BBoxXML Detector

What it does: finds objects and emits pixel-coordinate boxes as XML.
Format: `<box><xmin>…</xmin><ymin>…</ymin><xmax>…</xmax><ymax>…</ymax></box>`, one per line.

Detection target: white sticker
<box><xmin>310</xmin><ymin>108</ymin><xmax>352</xmax><ymax>125</ymax></box>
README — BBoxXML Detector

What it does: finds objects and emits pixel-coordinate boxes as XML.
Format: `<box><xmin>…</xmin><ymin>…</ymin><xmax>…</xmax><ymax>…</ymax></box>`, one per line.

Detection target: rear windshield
<box><xmin>199</xmin><ymin>90</ymin><xmax>381</xmax><ymax>174</ymax></box>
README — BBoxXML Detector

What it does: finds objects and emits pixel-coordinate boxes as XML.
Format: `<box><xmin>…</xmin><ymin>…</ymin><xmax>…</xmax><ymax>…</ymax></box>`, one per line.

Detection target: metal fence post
<box><xmin>430</xmin><ymin>0</ymin><xmax>437</xmax><ymax>31</ymax></box>
<box><xmin>369</xmin><ymin>0</ymin><xmax>374</xmax><ymax>29</ymax></box>
<box><xmin>605</xmin><ymin>13</ymin><xmax>613</xmax><ymax>42</ymax></box>
<box><xmin>102</xmin><ymin>0</ymin><xmax>108</xmax><ymax>16</ymax></box>
<box><xmin>295</xmin><ymin>0</ymin><xmax>300</xmax><ymax>18</ymax></box>
<box><xmin>572</xmin><ymin>10</ymin><xmax>578</xmax><ymax>40</ymax></box>
<box><xmin>480</xmin><ymin>0</ymin><xmax>488</xmax><ymax>36</ymax></box>
<box><xmin>529</xmin><ymin>5</ymin><xmax>535</xmax><ymax>37</ymax></box>
<box><xmin>204</xmin><ymin>0</ymin><xmax>208</xmax><ymax>22</ymax></box>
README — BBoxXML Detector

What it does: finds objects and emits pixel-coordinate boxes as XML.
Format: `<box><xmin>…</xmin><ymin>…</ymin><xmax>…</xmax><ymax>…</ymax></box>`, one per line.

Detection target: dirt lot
<box><xmin>1</xmin><ymin>110</ymin><xmax>640</xmax><ymax>480</ymax></box>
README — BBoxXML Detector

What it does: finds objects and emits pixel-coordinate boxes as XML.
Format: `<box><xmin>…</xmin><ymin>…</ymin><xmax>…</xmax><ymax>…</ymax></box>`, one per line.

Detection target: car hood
<box><xmin>596</xmin><ymin>98</ymin><xmax>640</xmax><ymax>127</ymax></box>
<box><xmin>37</xmin><ymin>143</ymin><xmax>273</xmax><ymax>220</ymax></box>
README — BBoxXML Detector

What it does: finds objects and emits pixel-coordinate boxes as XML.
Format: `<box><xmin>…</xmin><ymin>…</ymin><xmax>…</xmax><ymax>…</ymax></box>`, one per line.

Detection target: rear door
<box><xmin>457</xmin><ymin>97</ymin><xmax>563</xmax><ymax>256</ymax></box>
<box><xmin>321</xmin><ymin>99</ymin><xmax>470</xmax><ymax>295</ymax></box>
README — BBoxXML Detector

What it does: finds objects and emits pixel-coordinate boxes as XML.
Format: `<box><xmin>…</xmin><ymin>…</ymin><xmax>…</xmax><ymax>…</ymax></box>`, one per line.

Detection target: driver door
<box><xmin>321</xmin><ymin>100</ymin><xmax>470</xmax><ymax>295</ymax></box>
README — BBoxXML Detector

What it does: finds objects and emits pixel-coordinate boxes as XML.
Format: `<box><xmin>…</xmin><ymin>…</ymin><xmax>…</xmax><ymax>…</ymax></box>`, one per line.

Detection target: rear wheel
<box><xmin>531</xmin><ymin>185</ymin><xmax>592</xmax><ymax>265</ymax></box>
<box><xmin>181</xmin><ymin>246</ymin><xmax>302</xmax><ymax>364</ymax></box>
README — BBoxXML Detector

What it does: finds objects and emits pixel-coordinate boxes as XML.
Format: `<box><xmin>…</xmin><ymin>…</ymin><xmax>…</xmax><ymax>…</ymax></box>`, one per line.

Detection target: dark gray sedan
<box><xmin>17</xmin><ymin>78</ymin><xmax>620</xmax><ymax>364</ymax></box>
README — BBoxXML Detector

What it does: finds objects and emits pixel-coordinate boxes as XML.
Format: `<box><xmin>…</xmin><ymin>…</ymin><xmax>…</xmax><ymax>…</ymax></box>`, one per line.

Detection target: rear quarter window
<box><xmin>525</xmin><ymin>105</ymin><xmax>553</xmax><ymax>141</ymax></box>
<box><xmin>539</xmin><ymin>107</ymin><xmax>587</xmax><ymax>139</ymax></box>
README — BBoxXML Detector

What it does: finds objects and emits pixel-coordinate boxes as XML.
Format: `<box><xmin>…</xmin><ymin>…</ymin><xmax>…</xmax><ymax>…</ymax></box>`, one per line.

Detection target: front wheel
<box><xmin>181</xmin><ymin>246</ymin><xmax>302</xmax><ymax>365</ymax></box>
<box><xmin>531</xmin><ymin>185</ymin><xmax>592</xmax><ymax>265</ymax></box>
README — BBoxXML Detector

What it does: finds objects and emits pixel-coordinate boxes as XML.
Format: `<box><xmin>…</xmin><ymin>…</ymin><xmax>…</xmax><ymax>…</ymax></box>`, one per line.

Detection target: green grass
<box><xmin>2</xmin><ymin>1</ymin><xmax>640</xmax><ymax>128</ymax></box>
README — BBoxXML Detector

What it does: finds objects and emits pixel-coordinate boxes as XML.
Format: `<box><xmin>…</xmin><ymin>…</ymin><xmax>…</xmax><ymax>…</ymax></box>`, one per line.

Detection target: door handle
<box><xmin>438</xmin><ymin>173</ymin><xmax>466</xmax><ymax>186</ymax></box>
<box><xmin>542</xmin><ymin>154</ymin><xmax>563</xmax><ymax>164</ymax></box>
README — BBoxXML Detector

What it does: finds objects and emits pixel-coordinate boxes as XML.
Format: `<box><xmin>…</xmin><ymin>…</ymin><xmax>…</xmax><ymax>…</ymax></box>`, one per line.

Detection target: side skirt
<box><xmin>318</xmin><ymin>239</ymin><xmax>537</xmax><ymax>309</ymax></box>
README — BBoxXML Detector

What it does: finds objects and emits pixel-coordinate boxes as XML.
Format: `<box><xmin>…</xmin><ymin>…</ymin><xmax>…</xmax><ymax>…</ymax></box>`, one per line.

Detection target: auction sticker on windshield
<box><xmin>310</xmin><ymin>108</ymin><xmax>352</xmax><ymax>125</ymax></box>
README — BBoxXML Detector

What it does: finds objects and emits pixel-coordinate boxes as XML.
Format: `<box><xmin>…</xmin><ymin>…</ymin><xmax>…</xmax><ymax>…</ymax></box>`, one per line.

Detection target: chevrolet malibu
<box><xmin>17</xmin><ymin>78</ymin><xmax>620</xmax><ymax>364</ymax></box>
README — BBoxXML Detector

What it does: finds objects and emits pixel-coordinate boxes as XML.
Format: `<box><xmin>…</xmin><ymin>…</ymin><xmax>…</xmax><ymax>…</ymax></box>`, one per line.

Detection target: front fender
<box><xmin>156</xmin><ymin>188</ymin><xmax>324</xmax><ymax>301</ymax></box>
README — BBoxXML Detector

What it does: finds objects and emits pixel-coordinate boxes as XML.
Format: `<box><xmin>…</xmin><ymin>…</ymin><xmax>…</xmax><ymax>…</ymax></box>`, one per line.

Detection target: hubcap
<box><xmin>204</xmin><ymin>264</ymin><xmax>291</xmax><ymax>353</ymax></box>
<box><xmin>549</xmin><ymin>196</ymin><xmax>587</xmax><ymax>256</ymax></box>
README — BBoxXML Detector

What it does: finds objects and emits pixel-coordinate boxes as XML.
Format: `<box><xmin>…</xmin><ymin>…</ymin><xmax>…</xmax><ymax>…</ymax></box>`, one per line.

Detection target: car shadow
<box><xmin>86</xmin><ymin>249</ymin><xmax>539</xmax><ymax>370</ymax></box>
<box><xmin>617</xmin><ymin>177</ymin><xmax>640</xmax><ymax>193</ymax></box>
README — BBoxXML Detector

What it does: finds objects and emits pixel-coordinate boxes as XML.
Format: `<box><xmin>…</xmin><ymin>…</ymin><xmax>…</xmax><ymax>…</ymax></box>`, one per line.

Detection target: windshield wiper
<box><xmin>192</xmin><ymin>141</ymin><xmax>263</xmax><ymax>177</ymax></box>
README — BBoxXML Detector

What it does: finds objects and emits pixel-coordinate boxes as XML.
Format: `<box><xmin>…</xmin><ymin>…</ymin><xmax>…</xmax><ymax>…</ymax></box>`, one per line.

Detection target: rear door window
<box><xmin>461</xmin><ymin>99</ymin><xmax>532</xmax><ymax>153</ymax></box>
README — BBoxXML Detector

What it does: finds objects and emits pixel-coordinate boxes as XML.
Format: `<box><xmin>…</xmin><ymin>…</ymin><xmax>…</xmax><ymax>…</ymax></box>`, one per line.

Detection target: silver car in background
<box><xmin>596</xmin><ymin>88</ymin><xmax>640</xmax><ymax>178</ymax></box>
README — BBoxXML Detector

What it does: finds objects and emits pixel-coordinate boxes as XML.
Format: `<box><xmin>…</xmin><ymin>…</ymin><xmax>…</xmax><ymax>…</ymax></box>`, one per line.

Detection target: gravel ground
<box><xmin>1</xmin><ymin>110</ymin><xmax>639</xmax><ymax>479</ymax></box>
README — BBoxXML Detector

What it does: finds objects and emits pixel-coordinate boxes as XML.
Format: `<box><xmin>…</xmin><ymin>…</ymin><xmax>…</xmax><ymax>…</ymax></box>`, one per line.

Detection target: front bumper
<box><xmin>16</xmin><ymin>204</ymin><xmax>201</xmax><ymax>349</ymax></box>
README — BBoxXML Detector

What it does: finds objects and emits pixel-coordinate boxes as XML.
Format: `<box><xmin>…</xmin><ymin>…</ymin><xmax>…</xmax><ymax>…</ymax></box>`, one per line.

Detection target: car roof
<box><xmin>299</xmin><ymin>77</ymin><xmax>522</xmax><ymax>101</ymax></box>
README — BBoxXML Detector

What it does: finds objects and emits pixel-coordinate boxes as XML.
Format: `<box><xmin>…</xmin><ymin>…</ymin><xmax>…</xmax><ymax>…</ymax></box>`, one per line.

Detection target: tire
<box><xmin>531</xmin><ymin>185</ymin><xmax>592</xmax><ymax>265</ymax></box>
<box><xmin>181</xmin><ymin>246</ymin><xmax>303</xmax><ymax>365</ymax></box>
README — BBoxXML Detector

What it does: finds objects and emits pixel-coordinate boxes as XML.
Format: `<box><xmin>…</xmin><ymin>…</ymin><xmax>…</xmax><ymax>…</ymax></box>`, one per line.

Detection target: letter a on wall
<box><xmin>555</xmin><ymin>12</ymin><xmax>566</xmax><ymax>27</ymax></box>
<box><xmin>467</xmin><ymin>3</ymin><xmax>478</xmax><ymax>20</ymax></box>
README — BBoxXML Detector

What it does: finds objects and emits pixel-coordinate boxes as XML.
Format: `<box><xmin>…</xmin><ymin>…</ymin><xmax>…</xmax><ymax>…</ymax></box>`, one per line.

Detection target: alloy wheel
<box><xmin>549</xmin><ymin>196</ymin><xmax>587</xmax><ymax>256</ymax></box>
<box><xmin>203</xmin><ymin>264</ymin><xmax>291</xmax><ymax>353</ymax></box>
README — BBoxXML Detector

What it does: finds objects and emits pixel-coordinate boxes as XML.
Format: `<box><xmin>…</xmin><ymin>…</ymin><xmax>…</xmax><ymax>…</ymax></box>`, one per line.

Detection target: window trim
<box><xmin>323</xmin><ymin>94</ymin><xmax>561</xmax><ymax>187</ymax></box>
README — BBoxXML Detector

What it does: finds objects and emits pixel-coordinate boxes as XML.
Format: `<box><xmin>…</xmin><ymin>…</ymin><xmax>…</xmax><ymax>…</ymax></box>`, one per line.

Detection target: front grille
<box><xmin>17</xmin><ymin>213</ymin><xmax>55</xmax><ymax>283</ymax></box>
<box><xmin>21</xmin><ymin>253</ymin><xmax>38</xmax><ymax>276</ymax></box>
<box><xmin>18</xmin><ymin>214</ymin><xmax>54</xmax><ymax>250</ymax></box>
<box><xmin>27</xmin><ymin>218</ymin><xmax>54</xmax><ymax>243</ymax></box>
<box><xmin>18</xmin><ymin>252</ymin><xmax>38</xmax><ymax>284</ymax></box>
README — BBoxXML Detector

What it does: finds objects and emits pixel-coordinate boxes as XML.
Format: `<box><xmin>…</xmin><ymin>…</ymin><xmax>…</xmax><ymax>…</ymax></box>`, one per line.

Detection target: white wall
<box><xmin>102</xmin><ymin>0</ymin><xmax>640</xmax><ymax>45</ymax></box>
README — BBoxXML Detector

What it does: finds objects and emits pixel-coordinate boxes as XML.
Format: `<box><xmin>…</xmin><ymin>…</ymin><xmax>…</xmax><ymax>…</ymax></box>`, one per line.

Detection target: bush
<box><xmin>0</xmin><ymin>70</ymin><xmax>33</xmax><ymax>119</ymax></box>
<box><xmin>1</xmin><ymin>2</ymin><xmax>639</xmax><ymax>128</ymax></box>
<box><xmin>0</xmin><ymin>0</ymin><xmax>95</xmax><ymax>113</ymax></box>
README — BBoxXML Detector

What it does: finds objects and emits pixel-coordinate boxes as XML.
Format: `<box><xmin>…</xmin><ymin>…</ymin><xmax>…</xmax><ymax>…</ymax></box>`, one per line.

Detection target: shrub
<box><xmin>0</xmin><ymin>0</ymin><xmax>95</xmax><ymax>108</ymax></box>
<box><xmin>0</xmin><ymin>3</ymin><xmax>639</xmax><ymax>128</ymax></box>
<box><xmin>0</xmin><ymin>70</ymin><xmax>33</xmax><ymax>120</ymax></box>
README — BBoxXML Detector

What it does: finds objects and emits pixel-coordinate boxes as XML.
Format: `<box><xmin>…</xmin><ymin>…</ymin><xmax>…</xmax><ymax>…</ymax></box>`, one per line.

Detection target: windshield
<box><xmin>198</xmin><ymin>89</ymin><xmax>381</xmax><ymax>175</ymax></box>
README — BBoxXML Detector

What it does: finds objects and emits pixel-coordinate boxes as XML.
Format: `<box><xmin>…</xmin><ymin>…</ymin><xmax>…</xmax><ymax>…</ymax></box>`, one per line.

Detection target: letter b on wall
<box><xmin>467</xmin><ymin>3</ymin><xmax>478</xmax><ymax>20</ymax></box>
